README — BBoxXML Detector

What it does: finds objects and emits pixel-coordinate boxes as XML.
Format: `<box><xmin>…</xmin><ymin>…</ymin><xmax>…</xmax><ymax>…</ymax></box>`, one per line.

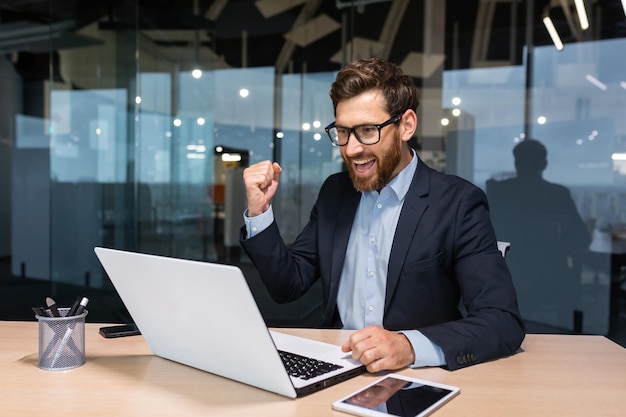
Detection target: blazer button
<box><xmin>470</xmin><ymin>353</ymin><xmax>476</xmax><ymax>362</ymax></box>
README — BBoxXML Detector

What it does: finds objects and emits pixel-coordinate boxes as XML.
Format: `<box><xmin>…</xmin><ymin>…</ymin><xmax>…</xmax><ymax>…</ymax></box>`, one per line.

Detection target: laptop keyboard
<box><xmin>278</xmin><ymin>350</ymin><xmax>344</xmax><ymax>380</ymax></box>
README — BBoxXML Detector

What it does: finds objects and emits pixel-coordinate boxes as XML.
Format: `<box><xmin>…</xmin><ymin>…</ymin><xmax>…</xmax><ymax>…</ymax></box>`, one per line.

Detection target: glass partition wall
<box><xmin>3</xmin><ymin>1</ymin><xmax>625</xmax><ymax>337</ymax></box>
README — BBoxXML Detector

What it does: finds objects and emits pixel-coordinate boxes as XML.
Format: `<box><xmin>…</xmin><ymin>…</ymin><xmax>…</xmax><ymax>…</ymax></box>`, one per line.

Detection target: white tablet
<box><xmin>331</xmin><ymin>374</ymin><xmax>460</xmax><ymax>417</ymax></box>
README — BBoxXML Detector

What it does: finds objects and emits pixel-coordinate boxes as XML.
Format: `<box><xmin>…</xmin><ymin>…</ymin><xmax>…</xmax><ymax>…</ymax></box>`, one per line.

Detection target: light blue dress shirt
<box><xmin>244</xmin><ymin>151</ymin><xmax>446</xmax><ymax>368</ymax></box>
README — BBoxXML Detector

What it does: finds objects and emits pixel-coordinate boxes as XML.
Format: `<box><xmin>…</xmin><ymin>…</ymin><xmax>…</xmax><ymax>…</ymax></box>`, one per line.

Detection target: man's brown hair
<box><xmin>329</xmin><ymin>58</ymin><xmax>420</xmax><ymax>117</ymax></box>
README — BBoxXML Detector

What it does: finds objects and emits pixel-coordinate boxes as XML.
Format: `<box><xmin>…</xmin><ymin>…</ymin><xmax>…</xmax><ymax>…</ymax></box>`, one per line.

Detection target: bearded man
<box><xmin>241</xmin><ymin>58</ymin><xmax>524</xmax><ymax>372</ymax></box>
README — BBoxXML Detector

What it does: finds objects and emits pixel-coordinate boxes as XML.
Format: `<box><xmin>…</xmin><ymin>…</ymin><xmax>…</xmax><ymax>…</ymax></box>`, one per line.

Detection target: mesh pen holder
<box><xmin>36</xmin><ymin>307</ymin><xmax>88</xmax><ymax>370</ymax></box>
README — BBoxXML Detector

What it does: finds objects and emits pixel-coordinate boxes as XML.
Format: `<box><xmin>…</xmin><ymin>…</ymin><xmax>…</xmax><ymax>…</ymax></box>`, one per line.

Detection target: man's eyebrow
<box><xmin>335</xmin><ymin>121</ymin><xmax>376</xmax><ymax>128</ymax></box>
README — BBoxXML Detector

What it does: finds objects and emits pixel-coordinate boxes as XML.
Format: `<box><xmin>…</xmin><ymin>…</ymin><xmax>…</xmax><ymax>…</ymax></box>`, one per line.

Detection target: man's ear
<box><xmin>401</xmin><ymin>110</ymin><xmax>418</xmax><ymax>143</ymax></box>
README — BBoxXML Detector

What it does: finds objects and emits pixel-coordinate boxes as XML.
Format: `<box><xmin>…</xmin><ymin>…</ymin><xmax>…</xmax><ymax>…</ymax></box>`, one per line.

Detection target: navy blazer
<box><xmin>241</xmin><ymin>157</ymin><xmax>525</xmax><ymax>370</ymax></box>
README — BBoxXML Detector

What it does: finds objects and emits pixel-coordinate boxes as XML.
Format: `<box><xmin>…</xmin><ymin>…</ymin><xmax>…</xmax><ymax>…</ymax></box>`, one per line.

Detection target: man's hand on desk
<box><xmin>341</xmin><ymin>325</ymin><xmax>415</xmax><ymax>373</ymax></box>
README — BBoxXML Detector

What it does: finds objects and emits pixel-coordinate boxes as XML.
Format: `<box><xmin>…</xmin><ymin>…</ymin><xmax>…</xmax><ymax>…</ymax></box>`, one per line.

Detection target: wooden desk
<box><xmin>1</xmin><ymin>322</ymin><xmax>625</xmax><ymax>416</ymax></box>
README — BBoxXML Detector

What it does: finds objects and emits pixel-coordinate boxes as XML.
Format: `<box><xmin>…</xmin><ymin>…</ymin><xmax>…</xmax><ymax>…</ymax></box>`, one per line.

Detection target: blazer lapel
<box><xmin>327</xmin><ymin>182</ymin><xmax>360</xmax><ymax>316</ymax></box>
<box><xmin>384</xmin><ymin>160</ymin><xmax>431</xmax><ymax>314</ymax></box>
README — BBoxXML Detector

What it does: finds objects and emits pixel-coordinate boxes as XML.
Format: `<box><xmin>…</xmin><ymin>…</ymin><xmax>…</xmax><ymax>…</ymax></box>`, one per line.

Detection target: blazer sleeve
<box><xmin>240</xmin><ymin>218</ymin><xmax>320</xmax><ymax>304</ymax></box>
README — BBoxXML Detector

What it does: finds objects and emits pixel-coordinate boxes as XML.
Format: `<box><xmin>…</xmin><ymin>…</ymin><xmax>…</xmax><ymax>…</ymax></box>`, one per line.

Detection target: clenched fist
<box><xmin>243</xmin><ymin>161</ymin><xmax>282</xmax><ymax>217</ymax></box>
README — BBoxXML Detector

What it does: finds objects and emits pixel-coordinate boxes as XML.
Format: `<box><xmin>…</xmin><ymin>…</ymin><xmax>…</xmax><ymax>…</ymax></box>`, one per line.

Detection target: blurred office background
<box><xmin>1</xmin><ymin>0</ymin><xmax>625</xmax><ymax>345</ymax></box>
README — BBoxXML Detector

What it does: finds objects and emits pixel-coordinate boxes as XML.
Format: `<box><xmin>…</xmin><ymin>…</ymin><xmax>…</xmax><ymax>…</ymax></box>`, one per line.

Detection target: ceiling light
<box><xmin>585</xmin><ymin>74</ymin><xmax>607</xmax><ymax>91</ymax></box>
<box><xmin>222</xmin><ymin>153</ymin><xmax>242</xmax><ymax>162</ymax></box>
<box><xmin>574</xmin><ymin>0</ymin><xmax>589</xmax><ymax>30</ymax></box>
<box><xmin>543</xmin><ymin>16</ymin><xmax>564</xmax><ymax>51</ymax></box>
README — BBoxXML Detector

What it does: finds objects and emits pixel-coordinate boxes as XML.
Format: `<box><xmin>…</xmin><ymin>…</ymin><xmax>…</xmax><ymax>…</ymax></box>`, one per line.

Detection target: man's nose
<box><xmin>344</xmin><ymin>131</ymin><xmax>364</xmax><ymax>156</ymax></box>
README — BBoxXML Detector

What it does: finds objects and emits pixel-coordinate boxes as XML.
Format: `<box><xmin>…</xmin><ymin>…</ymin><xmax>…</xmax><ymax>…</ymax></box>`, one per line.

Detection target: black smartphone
<box><xmin>99</xmin><ymin>324</ymin><xmax>141</xmax><ymax>338</ymax></box>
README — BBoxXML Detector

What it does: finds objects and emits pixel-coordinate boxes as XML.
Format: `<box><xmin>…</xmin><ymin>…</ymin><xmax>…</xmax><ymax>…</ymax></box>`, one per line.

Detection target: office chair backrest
<box><xmin>497</xmin><ymin>241</ymin><xmax>511</xmax><ymax>258</ymax></box>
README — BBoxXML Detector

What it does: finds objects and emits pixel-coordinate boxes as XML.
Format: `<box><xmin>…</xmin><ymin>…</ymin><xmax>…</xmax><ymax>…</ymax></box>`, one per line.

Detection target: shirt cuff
<box><xmin>399</xmin><ymin>330</ymin><xmax>447</xmax><ymax>368</ymax></box>
<box><xmin>243</xmin><ymin>205</ymin><xmax>274</xmax><ymax>238</ymax></box>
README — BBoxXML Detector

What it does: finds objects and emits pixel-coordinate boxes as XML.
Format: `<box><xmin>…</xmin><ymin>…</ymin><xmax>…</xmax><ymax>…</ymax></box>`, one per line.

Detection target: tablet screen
<box><xmin>333</xmin><ymin>374</ymin><xmax>460</xmax><ymax>417</ymax></box>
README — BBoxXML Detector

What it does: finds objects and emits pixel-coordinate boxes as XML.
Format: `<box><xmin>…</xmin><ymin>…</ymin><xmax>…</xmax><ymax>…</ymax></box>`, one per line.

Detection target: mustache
<box><xmin>345</xmin><ymin>153</ymin><xmax>376</xmax><ymax>162</ymax></box>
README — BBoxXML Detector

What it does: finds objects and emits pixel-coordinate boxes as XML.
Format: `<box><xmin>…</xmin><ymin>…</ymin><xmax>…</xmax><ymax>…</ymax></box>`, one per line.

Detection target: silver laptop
<box><xmin>94</xmin><ymin>247</ymin><xmax>365</xmax><ymax>398</ymax></box>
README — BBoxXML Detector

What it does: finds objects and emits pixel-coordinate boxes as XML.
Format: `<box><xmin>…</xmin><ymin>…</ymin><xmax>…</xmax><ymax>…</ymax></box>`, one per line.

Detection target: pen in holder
<box><xmin>36</xmin><ymin>307</ymin><xmax>88</xmax><ymax>370</ymax></box>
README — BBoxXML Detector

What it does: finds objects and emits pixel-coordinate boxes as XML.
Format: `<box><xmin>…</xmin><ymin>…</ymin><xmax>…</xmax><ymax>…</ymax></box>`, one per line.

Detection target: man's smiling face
<box><xmin>336</xmin><ymin>90</ymin><xmax>408</xmax><ymax>193</ymax></box>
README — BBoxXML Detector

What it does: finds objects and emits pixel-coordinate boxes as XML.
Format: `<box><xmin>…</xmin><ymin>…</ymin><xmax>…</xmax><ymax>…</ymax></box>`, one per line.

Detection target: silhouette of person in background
<box><xmin>486</xmin><ymin>139</ymin><xmax>591</xmax><ymax>329</ymax></box>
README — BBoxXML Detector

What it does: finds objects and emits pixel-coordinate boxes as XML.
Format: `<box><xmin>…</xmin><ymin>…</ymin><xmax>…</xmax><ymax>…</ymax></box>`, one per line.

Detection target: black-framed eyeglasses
<box><xmin>324</xmin><ymin>113</ymin><xmax>403</xmax><ymax>147</ymax></box>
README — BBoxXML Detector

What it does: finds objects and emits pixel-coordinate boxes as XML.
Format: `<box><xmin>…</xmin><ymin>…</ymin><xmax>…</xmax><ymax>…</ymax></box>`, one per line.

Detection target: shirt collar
<box><xmin>364</xmin><ymin>149</ymin><xmax>418</xmax><ymax>201</ymax></box>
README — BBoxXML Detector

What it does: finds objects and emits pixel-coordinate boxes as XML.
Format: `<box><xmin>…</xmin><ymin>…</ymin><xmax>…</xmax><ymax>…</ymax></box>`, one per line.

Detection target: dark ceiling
<box><xmin>1</xmin><ymin>0</ymin><xmax>625</xmax><ymax>77</ymax></box>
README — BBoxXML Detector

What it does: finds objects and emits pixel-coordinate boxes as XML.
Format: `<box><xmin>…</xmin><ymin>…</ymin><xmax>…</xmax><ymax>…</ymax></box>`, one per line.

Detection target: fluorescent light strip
<box><xmin>574</xmin><ymin>0</ymin><xmax>589</xmax><ymax>30</ymax></box>
<box><xmin>612</xmin><ymin>153</ymin><xmax>626</xmax><ymax>161</ymax></box>
<box><xmin>543</xmin><ymin>17</ymin><xmax>564</xmax><ymax>51</ymax></box>
<box><xmin>585</xmin><ymin>74</ymin><xmax>607</xmax><ymax>91</ymax></box>
<box><xmin>222</xmin><ymin>153</ymin><xmax>242</xmax><ymax>162</ymax></box>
